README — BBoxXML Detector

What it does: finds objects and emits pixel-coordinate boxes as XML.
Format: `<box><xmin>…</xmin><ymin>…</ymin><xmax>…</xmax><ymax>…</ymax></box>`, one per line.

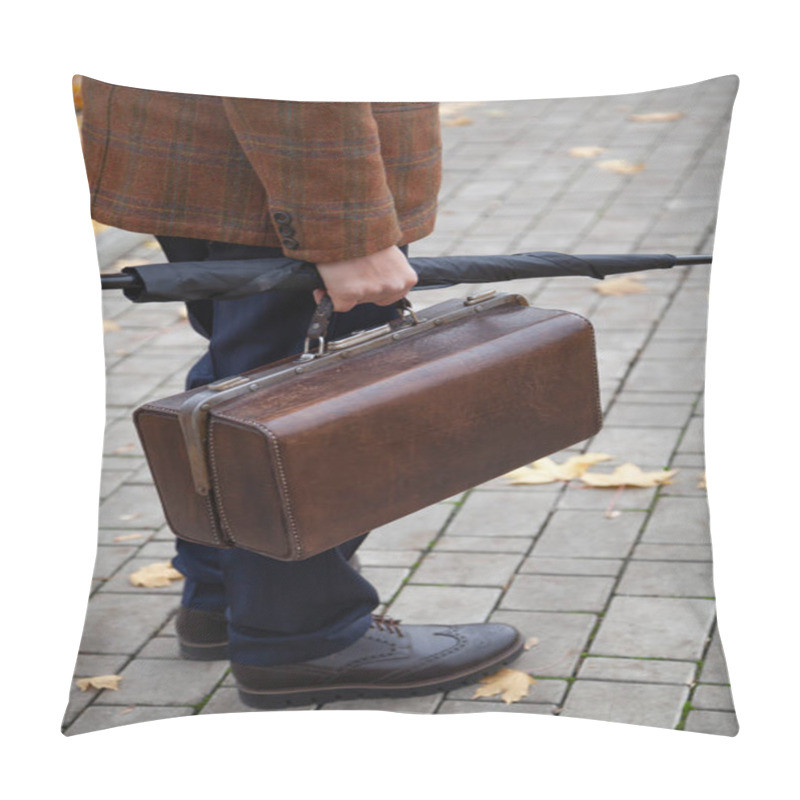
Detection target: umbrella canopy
<box><xmin>101</xmin><ymin>251</ymin><xmax>711</xmax><ymax>303</ymax></box>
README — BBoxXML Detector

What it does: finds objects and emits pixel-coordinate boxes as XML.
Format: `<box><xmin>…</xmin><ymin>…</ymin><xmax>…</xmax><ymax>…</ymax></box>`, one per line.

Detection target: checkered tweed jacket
<box><xmin>79</xmin><ymin>77</ymin><xmax>441</xmax><ymax>263</ymax></box>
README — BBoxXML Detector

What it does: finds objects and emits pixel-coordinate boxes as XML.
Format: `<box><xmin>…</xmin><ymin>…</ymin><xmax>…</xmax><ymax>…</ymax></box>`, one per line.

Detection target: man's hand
<box><xmin>314</xmin><ymin>246</ymin><xmax>418</xmax><ymax>312</ymax></box>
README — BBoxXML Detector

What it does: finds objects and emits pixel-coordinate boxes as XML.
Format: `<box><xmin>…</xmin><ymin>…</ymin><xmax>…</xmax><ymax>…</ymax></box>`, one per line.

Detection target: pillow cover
<box><xmin>63</xmin><ymin>75</ymin><xmax>738</xmax><ymax>737</ymax></box>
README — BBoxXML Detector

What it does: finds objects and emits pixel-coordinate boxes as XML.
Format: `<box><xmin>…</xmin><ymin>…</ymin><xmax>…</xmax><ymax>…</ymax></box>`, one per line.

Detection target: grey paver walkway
<box><xmin>63</xmin><ymin>76</ymin><xmax>738</xmax><ymax>737</ymax></box>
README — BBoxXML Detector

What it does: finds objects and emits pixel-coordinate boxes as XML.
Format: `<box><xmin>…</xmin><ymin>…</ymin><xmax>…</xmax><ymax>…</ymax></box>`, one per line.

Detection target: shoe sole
<box><xmin>236</xmin><ymin>634</ymin><xmax>525</xmax><ymax>710</ymax></box>
<box><xmin>179</xmin><ymin>640</ymin><xmax>229</xmax><ymax>661</ymax></box>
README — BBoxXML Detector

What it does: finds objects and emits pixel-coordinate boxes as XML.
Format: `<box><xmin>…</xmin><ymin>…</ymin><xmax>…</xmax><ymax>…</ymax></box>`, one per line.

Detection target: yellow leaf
<box><xmin>91</xmin><ymin>219</ymin><xmax>108</xmax><ymax>235</ymax></box>
<box><xmin>472</xmin><ymin>668</ymin><xmax>536</xmax><ymax>704</ymax></box>
<box><xmin>568</xmin><ymin>146</ymin><xmax>606</xmax><ymax>158</ymax></box>
<box><xmin>103</xmin><ymin>319</ymin><xmax>120</xmax><ymax>332</ymax></box>
<box><xmin>129</xmin><ymin>561</ymin><xmax>184</xmax><ymax>588</ymax></box>
<box><xmin>524</xmin><ymin>637</ymin><xmax>539</xmax><ymax>650</ymax></box>
<box><xmin>76</xmin><ymin>675</ymin><xmax>122</xmax><ymax>692</ymax></box>
<box><xmin>580</xmin><ymin>462</ymin><xmax>678</xmax><ymax>488</ymax></box>
<box><xmin>112</xmin><ymin>533</ymin><xmax>144</xmax><ymax>543</ymax></box>
<box><xmin>596</xmin><ymin>159</ymin><xmax>645</xmax><ymax>175</ymax></box>
<box><xmin>443</xmin><ymin>116</ymin><xmax>473</xmax><ymax>126</ymax></box>
<box><xmin>628</xmin><ymin>111</ymin><xmax>684</xmax><ymax>122</ymax></box>
<box><xmin>594</xmin><ymin>276</ymin><xmax>648</xmax><ymax>296</ymax></box>
<box><xmin>697</xmin><ymin>473</ymin><xmax>707</xmax><ymax>490</ymax></box>
<box><xmin>506</xmin><ymin>453</ymin><xmax>613</xmax><ymax>485</ymax></box>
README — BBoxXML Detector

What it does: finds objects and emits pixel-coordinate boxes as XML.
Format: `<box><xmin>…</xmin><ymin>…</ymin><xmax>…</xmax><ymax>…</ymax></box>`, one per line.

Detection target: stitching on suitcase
<box><xmin>549</xmin><ymin>309</ymin><xmax>604</xmax><ymax>432</ymax></box>
<box><xmin>214</xmin><ymin>412</ymin><xmax>304</xmax><ymax>560</ymax></box>
<box><xmin>207</xmin><ymin>423</ymin><xmax>238</xmax><ymax>547</ymax></box>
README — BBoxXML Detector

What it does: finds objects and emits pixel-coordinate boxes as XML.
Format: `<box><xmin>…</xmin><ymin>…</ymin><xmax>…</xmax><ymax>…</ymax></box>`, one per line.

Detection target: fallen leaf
<box><xmin>486</xmin><ymin>109</ymin><xmax>507</xmax><ymax>118</ymax></box>
<box><xmin>596</xmin><ymin>159</ymin><xmax>645</xmax><ymax>175</ymax></box>
<box><xmin>92</xmin><ymin>219</ymin><xmax>108</xmax><ymax>235</ymax></box>
<box><xmin>628</xmin><ymin>111</ymin><xmax>684</xmax><ymax>122</ymax></box>
<box><xmin>103</xmin><ymin>319</ymin><xmax>120</xmax><ymax>332</ymax></box>
<box><xmin>524</xmin><ymin>637</ymin><xmax>539</xmax><ymax>650</ymax></box>
<box><xmin>506</xmin><ymin>453</ymin><xmax>613</xmax><ymax>485</ymax></box>
<box><xmin>697</xmin><ymin>473</ymin><xmax>707</xmax><ymax>489</ymax></box>
<box><xmin>112</xmin><ymin>533</ymin><xmax>144</xmax><ymax>543</ymax></box>
<box><xmin>442</xmin><ymin>116</ymin><xmax>473</xmax><ymax>126</ymax></box>
<box><xmin>76</xmin><ymin>675</ymin><xmax>122</xmax><ymax>692</ymax></box>
<box><xmin>594</xmin><ymin>276</ymin><xmax>648</xmax><ymax>296</ymax></box>
<box><xmin>580</xmin><ymin>462</ymin><xmax>678</xmax><ymax>488</ymax></box>
<box><xmin>119</xmin><ymin>513</ymin><xmax>141</xmax><ymax>522</ymax></box>
<box><xmin>568</xmin><ymin>146</ymin><xmax>606</xmax><ymax>158</ymax></box>
<box><xmin>129</xmin><ymin>561</ymin><xmax>184</xmax><ymax>588</ymax></box>
<box><xmin>472</xmin><ymin>668</ymin><xmax>536</xmax><ymax>704</ymax></box>
<box><xmin>113</xmin><ymin>443</ymin><xmax>137</xmax><ymax>454</ymax></box>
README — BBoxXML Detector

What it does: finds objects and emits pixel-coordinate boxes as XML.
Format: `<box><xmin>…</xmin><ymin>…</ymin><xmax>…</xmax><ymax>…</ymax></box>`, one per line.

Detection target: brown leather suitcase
<box><xmin>133</xmin><ymin>291</ymin><xmax>602</xmax><ymax>560</ymax></box>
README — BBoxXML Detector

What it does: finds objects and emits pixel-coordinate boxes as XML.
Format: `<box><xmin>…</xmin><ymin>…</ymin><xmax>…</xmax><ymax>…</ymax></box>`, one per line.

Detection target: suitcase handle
<box><xmin>302</xmin><ymin>295</ymin><xmax>418</xmax><ymax>358</ymax></box>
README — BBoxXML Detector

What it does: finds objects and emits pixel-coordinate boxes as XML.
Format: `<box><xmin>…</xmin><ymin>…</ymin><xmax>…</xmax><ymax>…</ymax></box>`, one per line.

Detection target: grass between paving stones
<box><xmin>675</xmin><ymin>700</ymin><xmax>695</xmax><ymax>730</ymax></box>
<box><xmin>192</xmin><ymin>667</ymin><xmax>231</xmax><ymax>714</ymax></box>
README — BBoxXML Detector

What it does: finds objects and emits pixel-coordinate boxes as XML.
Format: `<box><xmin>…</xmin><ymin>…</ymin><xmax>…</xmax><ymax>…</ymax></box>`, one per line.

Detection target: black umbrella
<box><xmin>100</xmin><ymin>252</ymin><xmax>711</xmax><ymax>302</ymax></box>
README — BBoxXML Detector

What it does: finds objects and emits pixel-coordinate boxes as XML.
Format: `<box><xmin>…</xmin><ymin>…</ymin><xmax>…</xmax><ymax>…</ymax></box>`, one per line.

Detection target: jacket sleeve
<box><xmin>222</xmin><ymin>99</ymin><xmax>402</xmax><ymax>263</ymax></box>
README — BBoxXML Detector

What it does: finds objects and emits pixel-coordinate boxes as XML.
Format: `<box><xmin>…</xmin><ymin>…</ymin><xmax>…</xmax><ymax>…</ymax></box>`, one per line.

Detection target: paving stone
<box><xmin>65</xmin><ymin>705</ymin><xmax>194</xmax><ymax>736</ymax></box>
<box><xmin>437</xmin><ymin>701</ymin><xmax>556</xmax><ymax>715</ymax></box>
<box><xmin>557</xmin><ymin>484</ymin><xmax>656</xmax><ymax>511</ymax></box>
<box><xmin>624</xmin><ymin>358</ymin><xmax>706</xmax><ymax>393</ymax></box>
<box><xmin>692</xmin><ymin>684</ymin><xmax>735</xmax><ymax>711</ymax></box>
<box><xmin>502</xmin><ymin>574</ymin><xmax>615</xmax><ymax>613</ymax></box>
<box><xmin>360</xmin><ymin>566</ymin><xmax>409</xmax><ymax>603</ymax></box>
<box><xmin>614</xmin><ymin>390</ymin><xmax>698</xmax><ymax>406</ymax></box>
<box><xmin>99</xmin><ymin>658</ymin><xmax>229</xmax><ymax>706</ymax></box>
<box><xmin>590</xmin><ymin>295</ymin><xmax>669</xmax><ymax>328</ymax></box>
<box><xmin>631</xmin><ymin>543</ymin><xmax>712</xmax><ymax>561</ymax></box>
<box><xmin>446</xmin><ymin>491</ymin><xmax>555</xmax><ymax>537</ymax></box>
<box><xmin>616</xmin><ymin>560</ymin><xmax>715</xmax><ymax>597</ymax></box>
<box><xmin>585</xmin><ymin>427</ymin><xmax>681</xmax><ymax>467</ymax></box>
<box><xmin>138</xmin><ymin>540</ymin><xmax>181</xmax><ymax>559</ymax></box>
<box><xmin>434</xmin><ymin>535</ymin><xmax>533</xmax><ymax>554</ymax></box>
<box><xmin>410</xmin><ymin>551</ymin><xmax>524</xmax><ymax>587</ymax></box>
<box><xmin>137</xmin><ymin>636</ymin><xmax>183</xmax><ymax>659</ymax></box>
<box><xmin>659</xmin><ymin>467</ymin><xmax>708</xmax><ymax>498</ymax></box>
<box><xmin>98</xmin><ymin>483</ymin><xmax>166</xmax><ymax>530</ymax></box>
<box><xmin>677</xmin><ymin>416</ymin><xmax>705</xmax><ymax>454</ymax></box>
<box><xmin>386</xmin><ymin>585</ymin><xmax>501</xmax><ymax>624</ymax></box>
<box><xmin>698</xmin><ymin>627</ymin><xmax>733</xmax><ymax>684</ymax></box>
<box><xmin>357</xmin><ymin>549</ymin><xmax>422</xmax><ymax>568</ymax></box>
<box><xmin>532</xmin><ymin>510</ymin><xmax>646</xmax><ymax>558</ymax></box>
<box><xmin>577</xmin><ymin>657</ymin><xmax>696</xmax><ymax>685</ymax></box>
<box><xmin>590</xmin><ymin>596</ymin><xmax>716</xmax><ymax>660</ymax></box>
<box><xmin>104</xmin><ymin>372</ymin><xmax>165</xmax><ymax>407</ymax></box>
<box><xmin>91</xmin><ymin>545</ymin><xmax>138</xmax><ymax>581</ymax></box>
<box><xmin>102</xmin><ymin>418</ymin><xmax>144</xmax><ymax>458</ymax></box>
<box><xmin>79</xmin><ymin>593</ymin><xmax>179</xmax><ymax>654</ymax></box>
<box><xmin>320</xmin><ymin>694</ymin><xmax>444</xmax><ymax>713</ymax></box>
<box><xmin>683</xmin><ymin>710</ymin><xmax>738</xmax><ymax>736</ymax></box>
<box><xmin>602</xmin><ymin>402</ymin><xmax>694</xmax><ymax>429</ymax></box>
<box><xmin>561</xmin><ymin>680</ymin><xmax>689</xmax><ymax>729</ymax></box>
<box><xmin>99</xmin><ymin>468</ymin><xmax>136</xmax><ymax>499</ymax></box>
<box><xmin>366</xmin><ymin>504</ymin><xmax>453</xmax><ymax>550</ymax></box>
<box><xmin>641</xmin><ymin>497</ymin><xmax>711</xmax><ymax>545</ymax></box>
<box><xmin>519</xmin><ymin>557</ymin><xmax>623</xmax><ymax>576</ymax></box>
<box><xmin>642</xmin><ymin>336</ymin><xmax>706</xmax><ymax>361</ymax></box>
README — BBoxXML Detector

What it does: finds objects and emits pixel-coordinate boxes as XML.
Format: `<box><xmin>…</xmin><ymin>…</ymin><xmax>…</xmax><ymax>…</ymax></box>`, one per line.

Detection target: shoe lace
<box><xmin>370</xmin><ymin>614</ymin><xmax>404</xmax><ymax>637</ymax></box>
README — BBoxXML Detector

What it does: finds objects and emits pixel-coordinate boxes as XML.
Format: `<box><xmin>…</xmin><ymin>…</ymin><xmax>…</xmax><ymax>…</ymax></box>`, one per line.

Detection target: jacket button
<box><xmin>273</xmin><ymin>211</ymin><xmax>292</xmax><ymax>224</ymax></box>
<box><xmin>281</xmin><ymin>237</ymin><xmax>299</xmax><ymax>250</ymax></box>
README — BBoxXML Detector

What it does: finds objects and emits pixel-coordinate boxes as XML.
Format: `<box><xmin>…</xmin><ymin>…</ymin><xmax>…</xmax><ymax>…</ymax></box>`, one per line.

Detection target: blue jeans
<box><xmin>158</xmin><ymin>236</ymin><xmax>399</xmax><ymax>666</ymax></box>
